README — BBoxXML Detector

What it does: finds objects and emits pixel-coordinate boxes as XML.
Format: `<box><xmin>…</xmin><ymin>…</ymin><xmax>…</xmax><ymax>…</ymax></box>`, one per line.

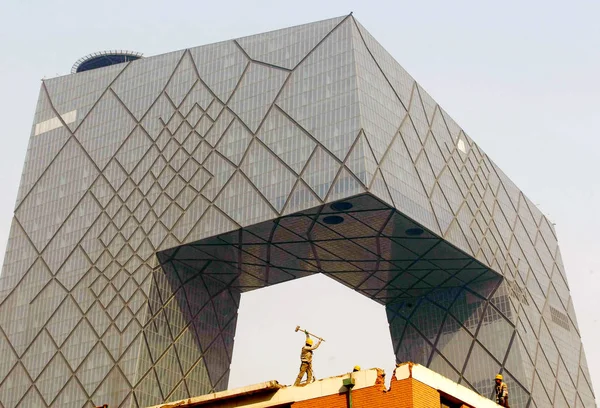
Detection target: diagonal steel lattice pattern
<box><xmin>0</xmin><ymin>14</ymin><xmax>594</xmax><ymax>408</ymax></box>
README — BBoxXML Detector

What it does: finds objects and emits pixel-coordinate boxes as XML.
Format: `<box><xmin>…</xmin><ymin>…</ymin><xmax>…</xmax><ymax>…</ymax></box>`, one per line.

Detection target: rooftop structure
<box><xmin>71</xmin><ymin>50</ymin><xmax>143</xmax><ymax>73</ymax></box>
<box><xmin>146</xmin><ymin>363</ymin><xmax>501</xmax><ymax>408</ymax></box>
<box><xmin>0</xmin><ymin>13</ymin><xmax>595</xmax><ymax>408</ymax></box>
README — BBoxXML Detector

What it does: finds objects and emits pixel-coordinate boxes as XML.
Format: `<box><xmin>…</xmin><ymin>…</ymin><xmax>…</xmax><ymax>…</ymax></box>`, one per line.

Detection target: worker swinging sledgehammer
<box><xmin>293</xmin><ymin>325</ymin><xmax>324</xmax><ymax>386</ymax></box>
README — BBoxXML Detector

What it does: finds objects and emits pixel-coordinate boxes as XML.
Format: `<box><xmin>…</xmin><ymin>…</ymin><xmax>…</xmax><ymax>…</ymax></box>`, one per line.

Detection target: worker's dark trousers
<box><xmin>294</xmin><ymin>362</ymin><xmax>313</xmax><ymax>386</ymax></box>
<box><xmin>496</xmin><ymin>398</ymin><xmax>510</xmax><ymax>407</ymax></box>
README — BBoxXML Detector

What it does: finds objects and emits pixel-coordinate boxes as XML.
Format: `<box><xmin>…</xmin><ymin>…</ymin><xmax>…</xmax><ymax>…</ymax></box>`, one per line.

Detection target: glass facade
<box><xmin>0</xmin><ymin>14</ymin><xmax>594</xmax><ymax>408</ymax></box>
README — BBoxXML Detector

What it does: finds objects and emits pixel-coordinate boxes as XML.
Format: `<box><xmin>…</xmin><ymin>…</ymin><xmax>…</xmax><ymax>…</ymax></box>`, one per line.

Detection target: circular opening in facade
<box><xmin>72</xmin><ymin>51</ymin><xmax>143</xmax><ymax>74</ymax></box>
<box><xmin>406</xmin><ymin>303</ymin><xmax>413</xmax><ymax>308</ymax></box>
<box><xmin>405</xmin><ymin>227</ymin><xmax>424</xmax><ymax>236</ymax></box>
<box><xmin>330</xmin><ymin>202</ymin><xmax>353</xmax><ymax>211</ymax></box>
<box><xmin>323</xmin><ymin>215</ymin><xmax>344</xmax><ymax>225</ymax></box>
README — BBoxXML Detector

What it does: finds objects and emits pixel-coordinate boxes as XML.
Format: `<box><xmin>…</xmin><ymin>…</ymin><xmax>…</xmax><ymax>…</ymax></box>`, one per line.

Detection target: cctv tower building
<box><xmin>0</xmin><ymin>15</ymin><xmax>594</xmax><ymax>408</ymax></box>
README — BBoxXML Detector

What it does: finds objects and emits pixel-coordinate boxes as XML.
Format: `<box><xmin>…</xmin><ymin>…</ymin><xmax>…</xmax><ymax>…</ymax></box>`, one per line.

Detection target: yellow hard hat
<box><xmin>306</xmin><ymin>338</ymin><xmax>313</xmax><ymax>346</ymax></box>
<box><xmin>495</xmin><ymin>374</ymin><xmax>503</xmax><ymax>380</ymax></box>
<box><xmin>353</xmin><ymin>366</ymin><xmax>361</xmax><ymax>371</ymax></box>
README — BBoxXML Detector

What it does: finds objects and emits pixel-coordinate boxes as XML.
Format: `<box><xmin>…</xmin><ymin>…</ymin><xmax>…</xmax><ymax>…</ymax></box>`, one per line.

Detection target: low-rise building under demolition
<box><xmin>146</xmin><ymin>363</ymin><xmax>501</xmax><ymax>408</ymax></box>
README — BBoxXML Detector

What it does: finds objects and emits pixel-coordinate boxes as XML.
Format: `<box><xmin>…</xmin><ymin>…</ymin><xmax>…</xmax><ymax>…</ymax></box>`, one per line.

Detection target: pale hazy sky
<box><xmin>0</xmin><ymin>0</ymin><xmax>598</xmax><ymax>403</ymax></box>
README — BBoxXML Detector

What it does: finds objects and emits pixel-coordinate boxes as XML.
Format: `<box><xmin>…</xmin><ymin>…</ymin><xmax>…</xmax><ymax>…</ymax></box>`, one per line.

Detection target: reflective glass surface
<box><xmin>0</xmin><ymin>14</ymin><xmax>593</xmax><ymax>408</ymax></box>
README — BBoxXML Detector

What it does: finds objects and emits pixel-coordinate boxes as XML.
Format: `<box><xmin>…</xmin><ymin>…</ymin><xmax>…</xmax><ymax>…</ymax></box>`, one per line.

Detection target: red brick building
<box><xmin>147</xmin><ymin>363</ymin><xmax>501</xmax><ymax>408</ymax></box>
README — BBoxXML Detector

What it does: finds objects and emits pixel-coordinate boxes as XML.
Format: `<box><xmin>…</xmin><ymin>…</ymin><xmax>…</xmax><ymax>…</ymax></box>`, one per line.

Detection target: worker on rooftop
<box><xmin>293</xmin><ymin>330</ymin><xmax>322</xmax><ymax>386</ymax></box>
<box><xmin>494</xmin><ymin>374</ymin><xmax>509</xmax><ymax>407</ymax></box>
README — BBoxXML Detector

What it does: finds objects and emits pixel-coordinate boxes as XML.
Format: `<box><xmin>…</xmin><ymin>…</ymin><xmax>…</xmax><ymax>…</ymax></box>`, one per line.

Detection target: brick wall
<box><xmin>292</xmin><ymin>373</ymin><xmax>444</xmax><ymax>408</ymax></box>
<box><xmin>411</xmin><ymin>378</ymin><xmax>443</xmax><ymax>407</ymax></box>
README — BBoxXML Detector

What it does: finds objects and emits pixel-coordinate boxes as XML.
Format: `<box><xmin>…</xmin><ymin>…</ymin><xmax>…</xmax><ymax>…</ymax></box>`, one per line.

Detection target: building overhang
<box><xmin>157</xmin><ymin>193</ymin><xmax>501</xmax><ymax>307</ymax></box>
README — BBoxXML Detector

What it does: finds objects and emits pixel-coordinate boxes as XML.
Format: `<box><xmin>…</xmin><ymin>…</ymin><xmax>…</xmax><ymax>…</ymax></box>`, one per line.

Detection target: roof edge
<box><xmin>146</xmin><ymin>380</ymin><xmax>282</xmax><ymax>408</ymax></box>
<box><xmin>394</xmin><ymin>363</ymin><xmax>499</xmax><ymax>408</ymax></box>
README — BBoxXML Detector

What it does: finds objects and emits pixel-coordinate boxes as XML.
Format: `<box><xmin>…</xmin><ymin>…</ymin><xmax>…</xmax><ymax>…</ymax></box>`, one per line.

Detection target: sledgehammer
<box><xmin>295</xmin><ymin>325</ymin><xmax>326</xmax><ymax>342</ymax></box>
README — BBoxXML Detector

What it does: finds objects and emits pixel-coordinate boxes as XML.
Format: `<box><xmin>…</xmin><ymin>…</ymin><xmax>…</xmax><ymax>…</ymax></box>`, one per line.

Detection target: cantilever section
<box><xmin>149</xmin><ymin>193</ymin><xmax>513</xmax><ymax>402</ymax></box>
